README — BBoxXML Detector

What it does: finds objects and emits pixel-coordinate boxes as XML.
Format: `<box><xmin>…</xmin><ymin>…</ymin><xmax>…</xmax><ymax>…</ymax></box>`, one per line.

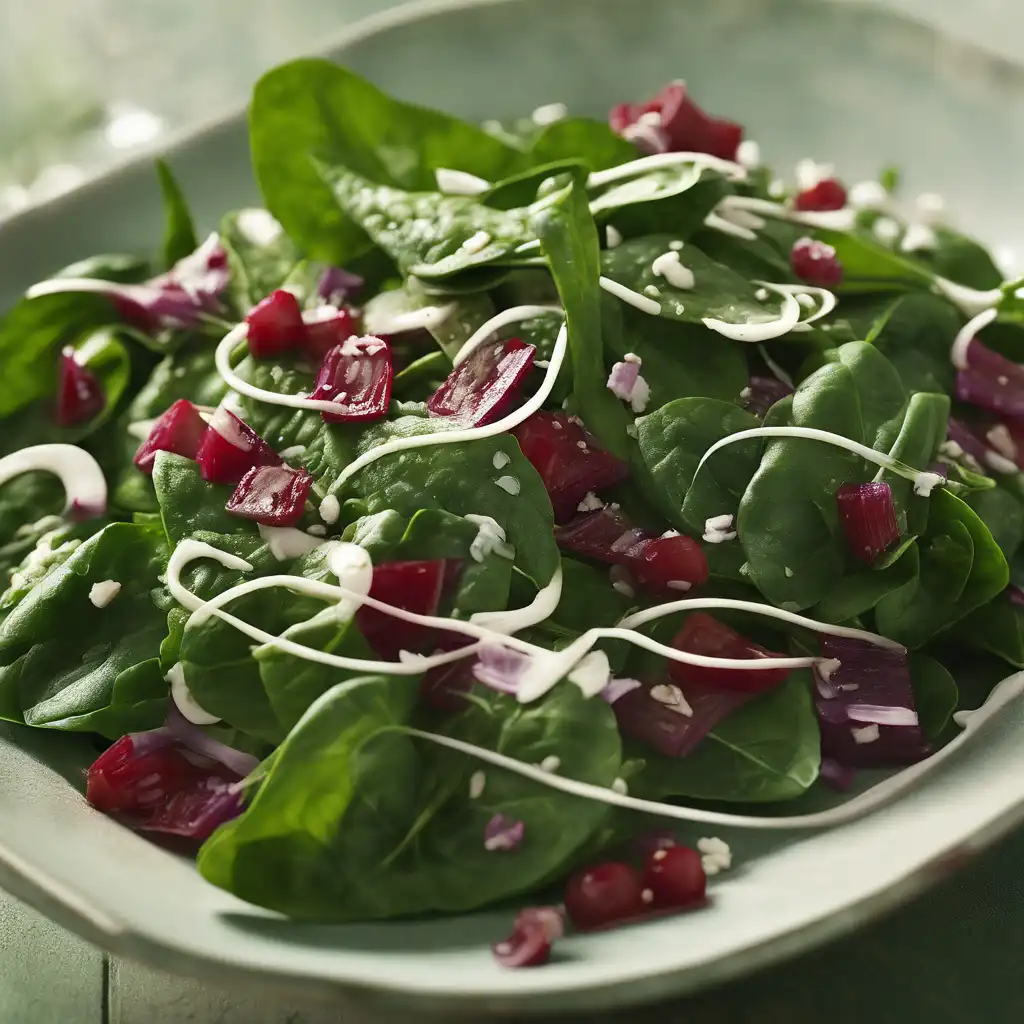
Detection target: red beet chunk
<box><xmin>642</xmin><ymin>846</ymin><xmax>706</xmax><ymax>909</ymax></box>
<box><xmin>246</xmin><ymin>289</ymin><xmax>308</xmax><ymax>359</ymax></box>
<box><xmin>791</xmin><ymin>236</ymin><xmax>843</xmax><ymax>287</ymax></box>
<box><xmin>554</xmin><ymin>506</ymin><xmax>640</xmax><ymax>562</ymax></box>
<box><xmin>668</xmin><ymin>612</ymin><xmax>791</xmax><ymax>693</ymax></box>
<box><xmin>610</xmin><ymin>82</ymin><xmax>743</xmax><ymax>160</ymax></box>
<box><xmin>195</xmin><ymin>407</ymin><xmax>282</xmax><ymax>484</ymax></box>
<box><xmin>86</xmin><ymin>734</ymin><xmax>241</xmax><ymax>841</ymax></box>
<box><xmin>310</xmin><ymin>336</ymin><xmax>393</xmax><ymax>424</ymax></box>
<box><xmin>302</xmin><ymin>308</ymin><xmax>360</xmax><ymax>361</ymax></box>
<box><xmin>513</xmin><ymin>412</ymin><xmax>629</xmax><ymax>522</ymax></box>
<box><xmin>836</xmin><ymin>482</ymin><xmax>901</xmax><ymax>564</ymax></box>
<box><xmin>564</xmin><ymin>862</ymin><xmax>646</xmax><ymax>931</ymax></box>
<box><xmin>55</xmin><ymin>350</ymin><xmax>105</xmax><ymax>427</ymax></box>
<box><xmin>355</xmin><ymin>559</ymin><xmax>446</xmax><ymax>660</ymax></box>
<box><xmin>427</xmin><ymin>338</ymin><xmax>535</xmax><ymax>426</ymax></box>
<box><xmin>794</xmin><ymin>178</ymin><xmax>848</xmax><ymax>212</ymax></box>
<box><xmin>492</xmin><ymin>907</ymin><xmax>563</xmax><ymax>969</ymax></box>
<box><xmin>225</xmin><ymin>464</ymin><xmax>313</xmax><ymax>527</ymax></box>
<box><xmin>134</xmin><ymin>399</ymin><xmax>208</xmax><ymax>474</ymax></box>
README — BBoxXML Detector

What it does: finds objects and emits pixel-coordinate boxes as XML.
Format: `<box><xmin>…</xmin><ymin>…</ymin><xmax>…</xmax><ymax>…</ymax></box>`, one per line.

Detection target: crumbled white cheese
<box><xmin>784</xmin><ymin>566</ymin><xmax>794</xmax><ymax>578</ymax></box>
<box><xmin>851</xmin><ymin>723</ymin><xmax>881</xmax><ymax>744</ymax></box>
<box><xmin>872</xmin><ymin>216</ymin><xmax>900</xmax><ymax>244</ymax></box>
<box><xmin>900</xmin><ymin>223</ymin><xmax>937</xmax><ymax>253</ymax></box>
<box><xmin>319</xmin><ymin>494</ymin><xmax>341</xmax><ymax>524</ymax></box>
<box><xmin>307</xmin><ymin>525</ymin><xmax>327</xmax><ymax>537</ymax></box>
<box><xmin>492</xmin><ymin>451</ymin><xmax>511</xmax><ymax>470</ymax></box>
<box><xmin>915</xmin><ymin>191</ymin><xmax>946</xmax><ymax>223</ymax></box>
<box><xmin>650</xmin><ymin>683</ymin><xmax>693</xmax><ymax>717</ymax></box>
<box><xmin>669</xmin><ymin>239</ymin><xmax>684</xmax><ymax>251</ymax></box>
<box><xmin>611</xmin><ymin>777</ymin><xmax>629</xmax><ymax>795</ymax></box>
<box><xmin>88</xmin><ymin>579</ymin><xmax>121</xmax><ymax>608</ymax></box>
<box><xmin>469</xmin><ymin>770</ymin><xmax>486</xmax><ymax>799</ymax></box>
<box><xmin>913</xmin><ymin>471</ymin><xmax>945</xmax><ymax>497</ymax></box>
<box><xmin>736</xmin><ymin>139</ymin><xmax>761</xmax><ymax>169</ymax></box>
<box><xmin>755</xmin><ymin>287</ymin><xmax>770</xmax><ymax>301</ymax></box>
<box><xmin>986</xmin><ymin>424</ymin><xmax>1017</xmax><ymax>461</ymax></box>
<box><xmin>461</xmin><ymin>230</ymin><xmax>492</xmax><ymax>254</ymax></box>
<box><xmin>703</xmin><ymin>513</ymin><xmax>737</xmax><ymax>543</ymax></box>
<box><xmin>629</xmin><ymin>375</ymin><xmax>650</xmax><ymax>414</ymax></box>
<box><xmin>531</xmin><ymin>102</ymin><xmax>568</xmax><ymax>126</ymax></box>
<box><xmin>577</xmin><ymin>491</ymin><xmax>605</xmax><ymax>512</ymax></box>
<box><xmin>435</xmin><ymin>168</ymin><xmax>492</xmax><ymax>195</ymax></box>
<box><xmin>985</xmin><ymin>451</ymin><xmax>1019</xmax><ymax>475</ymax></box>
<box><xmin>651</xmin><ymin>249</ymin><xmax>696</xmax><ymax>290</ymax></box>
<box><xmin>644</xmin><ymin>284</ymin><xmax>662</xmax><ymax>298</ymax></box>
<box><xmin>465</xmin><ymin>514</ymin><xmax>515</xmax><ymax>562</ymax></box>
<box><xmin>848</xmin><ymin>180</ymin><xmax>889</xmax><ymax>210</ymax></box>
<box><xmin>539</xmin><ymin>755</ymin><xmax>561</xmax><ymax>773</ymax></box>
<box><xmin>495</xmin><ymin>475</ymin><xmax>521</xmax><ymax>495</ymax></box>
<box><xmin>606</xmin><ymin>225</ymin><xmax>623</xmax><ymax>249</ymax></box>
<box><xmin>667</xmin><ymin>580</ymin><xmax>692</xmax><ymax>592</ymax></box>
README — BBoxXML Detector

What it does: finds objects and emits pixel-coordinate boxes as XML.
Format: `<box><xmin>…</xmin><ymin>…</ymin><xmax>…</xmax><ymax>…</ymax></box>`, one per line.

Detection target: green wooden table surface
<box><xmin>3</xmin><ymin>1</ymin><xmax>1024</xmax><ymax>1020</ymax></box>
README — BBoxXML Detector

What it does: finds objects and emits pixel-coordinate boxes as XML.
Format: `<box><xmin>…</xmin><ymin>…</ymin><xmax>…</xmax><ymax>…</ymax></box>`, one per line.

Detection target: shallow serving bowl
<box><xmin>3</xmin><ymin>0</ymin><xmax>1024</xmax><ymax>1014</ymax></box>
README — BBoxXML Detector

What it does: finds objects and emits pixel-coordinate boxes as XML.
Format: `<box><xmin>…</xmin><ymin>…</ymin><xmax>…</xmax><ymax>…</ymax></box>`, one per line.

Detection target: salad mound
<box><xmin>2</xmin><ymin>66</ymin><xmax>1024</xmax><ymax>964</ymax></box>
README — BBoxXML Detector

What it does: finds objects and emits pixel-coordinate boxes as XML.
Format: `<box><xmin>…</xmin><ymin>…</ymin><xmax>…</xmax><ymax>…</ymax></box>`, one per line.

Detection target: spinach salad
<box><xmin>2</xmin><ymin>65</ymin><xmax>1024</xmax><ymax>966</ymax></box>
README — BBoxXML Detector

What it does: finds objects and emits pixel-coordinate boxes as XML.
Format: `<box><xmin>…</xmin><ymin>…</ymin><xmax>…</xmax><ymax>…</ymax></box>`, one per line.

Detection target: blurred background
<box><xmin>2</xmin><ymin>0</ymin><xmax>1023</xmax><ymax>219</ymax></box>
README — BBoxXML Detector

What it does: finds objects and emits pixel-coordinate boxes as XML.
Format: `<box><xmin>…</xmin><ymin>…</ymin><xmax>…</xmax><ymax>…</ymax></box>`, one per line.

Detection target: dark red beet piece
<box><xmin>956</xmin><ymin>341</ymin><xmax>1024</xmax><ymax>419</ymax></box>
<box><xmin>492</xmin><ymin>907</ymin><xmax>564</xmax><ymax>969</ymax></box>
<box><xmin>355</xmin><ymin>560</ymin><xmax>446</xmax><ymax>660</ymax></box>
<box><xmin>133</xmin><ymin>399</ymin><xmax>208</xmax><ymax>474</ymax></box>
<box><xmin>55</xmin><ymin>350</ymin><xmax>105</xmax><ymax>427</ymax></box>
<box><xmin>642</xmin><ymin>846</ymin><xmax>706</xmax><ymax>909</ymax></box>
<box><xmin>246</xmin><ymin>289</ymin><xmax>308</xmax><ymax>359</ymax></box>
<box><xmin>742</xmin><ymin>374</ymin><xmax>794</xmax><ymax>418</ymax></box>
<box><xmin>513</xmin><ymin>412</ymin><xmax>629</xmax><ymax>522</ymax></box>
<box><xmin>427</xmin><ymin>338</ymin><xmax>536</xmax><ymax>426</ymax></box>
<box><xmin>791</xmin><ymin>236</ymin><xmax>843</xmax><ymax>287</ymax></box>
<box><xmin>225</xmin><ymin>464</ymin><xmax>313</xmax><ymax>527</ymax></box>
<box><xmin>310</xmin><ymin>336</ymin><xmax>393</xmax><ymax>424</ymax></box>
<box><xmin>195</xmin><ymin>407</ymin><xmax>282</xmax><ymax>484</ymax></box>
<box><xmin>564</xmin><ymin>862</ymin><xmax>647</xmax><ymax>931</ymax></box>
<box><xmin>794</xmin><ymin>178</ymin><xmax>848</xmax><ymax>212</ymax></box>
<box><xmin>419</xmin><ymin>653</ymin><xmax>477</xmax><ymax>711</ymax></box>
<box><xmin>610</xmin><ymin>82</ymin><xmax>743</xmax><ymax>161</ymax></box>
<box><xmin>668</xmin><ymin>612</ymin><xmax>791</xmax><ymax>693</ymax></box>
<box><xmin>836</xmin><ymin>482</ymin><xmax>901</xmax><ymax>564</ymax></box>
<box><xmin>86</xmin><ymin>734</ymin><xmax>241</xmax><ymax>841</ymax></box>
<box><xmin>302</xmin><ymin>308</ymin><xmax>360</xmax><ymax>361</ymax></box>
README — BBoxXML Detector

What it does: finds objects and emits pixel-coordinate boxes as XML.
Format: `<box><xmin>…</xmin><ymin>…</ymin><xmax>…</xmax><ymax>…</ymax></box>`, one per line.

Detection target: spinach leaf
<box><xmin>909</xmin><ymin>653</ymin><xmax>959</xmax><ymax>740</ymax></box>
<box><xmin>609</xmin><ymin>301</ymin><xmax>748</xmax><ymax>410</ymax></box>
<box><xmin>220</xmin><ymin>209</ymin><xmax>305</xmax><ymax>314</ymax></box>
<box><xmin>952</xmin><ymin>597</ymin><xmax>1024</xmax><ymax>668</ymax></box>
<box><xmin>331</xmin><ymin>416</ymin><xmax>559</xmax><ymax>586</ymax></box>
<box><xmin>531</xmin><ymin>175</ymin><xmax>632</xmax><ymax>457</ymax></box>
<box><xmin>636</xmin><ymin>397</ymin><xmax>761</xmax><ymax>531</ymax></box>
<box><xmin>199</xmin><ymin>676</ymin><xmax>621</xmax><ymax>920</ymax></box>
<box><xmin>690</xmin><ymin>228</ymin><xmax>794</xmax><ymax>282</ymax></box>
<box><xmin>153</xmin><ymin>452</ymin><xmax>253</xmax><ymax>544</ymax></box>
<box><xmin>0</xmin><ymin>523</ymin><xmax>169</xmax><ymax>737</ymax></box>
<box><xmin>155</xmin><ymin>159</ymin><xmax>198</xmax><ymax>267</ymax></box>
<box><xmin>966</xmin><ymin>486</ymin><xmax>1024</xmax><ymax>561</ymax></box>
<box><xmin>915</xmin><ymin>227</ymin><xmax>1003</xmax><ymax>290</ymax></box>
<box><xmin>632</xmin><ymin>671</ymin><xmax>820</xmax><ymax>803</ymax></box>
<box><xmin>814</xmin><ymin>229</ymin><xmax>932</xmax><ymax>294</ymax></box>
<box><xmin>812</xmin><ymin>539</ymin><xmax>920</xmax><ymax>624</ymax></box>
<box><xmin>527</xmin><ymin>118</ymin><xmax>636</xmax><ymax>170</ymax></box>
<box><xmin>250</xmin><ymin>59</ymin><xmax>524</xmax><ymax>263</ymax></box>
<box><xmin>738</xmin><ymin>342</ymin><xmax>907</xmax><ymax>609</ymax></box>
<box><xmin>0</xmin><ymin>477</ymin><xmax>66</xmax><ymax>587</ymax></box>
<box><xmin>869</xmin><ymin>292</ymin><xmax>961</xmax><ymax>396</ymax></box>
<box><xmin>600</xmin><ymin>234</ymin><xmax>782</xmax><ymax>327</ymax></box>
<box><xmin>875</xmin><ymin>489</ymin><xmax>1008</xmax><ymax>647</ymax></box>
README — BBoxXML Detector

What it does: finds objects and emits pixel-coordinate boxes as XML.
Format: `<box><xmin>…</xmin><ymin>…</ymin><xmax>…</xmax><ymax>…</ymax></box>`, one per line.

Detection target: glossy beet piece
<box><xmin>742</xmin><ymin>374</ymin><xmax>794</xmax><ymax>418</ymax></box>
<box><xmin>836</xmin><ymin>482</ymin><xmax>901</xmax><ymax>564</ymax></box>
<box><xmin>613</xmin><ymin>682</ymin><xmax>751</xmax><ymax>758</ymax></box>
<box><xmin>427</xmin><ymin>338</ymin><xmax>536</xmax><ymax>426</ymax></box>
<box><xmin>310</xmin><ymin>336</ymin><xmax>393</xmax><ymax>424</ymax></box>
<box><xmin>668</xmin><ymin>612</ymin><xmax>791</xmax><ymax>693</ymax></box>
<box><xmin>564</xmin><ymin>862</ymin><xmax>647</xmax><ymax>931</ymax></box>
<box><xmin>794</xmin><ymin>178</ymin><xmax>848</xmax><ymax>212</ymax></box>
<box><xmin>610</xmin><ymin>82</ymin><xmax>743</xmax><ymax>160</ymax></box>
<box><xmin>195</xmin><ymin>408</ymin><xmax>282</xmax><ymax>484</ymax></box>
<box><xmin>555</xmin><ymin>509</ymin><xmax>709</xmax><ymax>595</ymax></box>
<box><xmin>513</xmin><ymin>412</ymin><xmax>629</xmax><ymax>522</ymax></box>
<box><xmin>355</xmin><ymin>559</ymin><xmax>447</xmax><ymax>661</ymax></box>
<box><xmin>86</xmin><ymin>734</ymin><xmax>242</xmax><ymax>841</ymax></box>
<box><xmin>302</xmin><ymin>308</ymin><xmax>360</xmax><ymax>361</ymax></box>
<box><xmin>956</xmin><ymin>340</ymin><xmax>1024</xmax><ymax>419</ymax></box>
<box><xmin>225</xmin><ymin>464</ymin><xmax>313</xmax><ymax>527</ymax></box>
<box><xmin>133</xmin><ymin>399</ymin><xmax>208</xmax><ymax>474</ymax></box>
<box><xmin>55</xmin><ymin>350</ymin><xmax>105</xmax><ymax>427</ymax></box>
<box><xmin>791</xmin><ymin>237</ymin><xmax>843</xmax><ymax>287</ymax></box>
<box><xmin>642</xmin><ymin>846</ymin><xmax>706</xmax><ymax>909</ymax></box>
<box><xmin>246</xmin><ymin>289</ymin><xmax>308</xmax><ymax>359</ymax></box>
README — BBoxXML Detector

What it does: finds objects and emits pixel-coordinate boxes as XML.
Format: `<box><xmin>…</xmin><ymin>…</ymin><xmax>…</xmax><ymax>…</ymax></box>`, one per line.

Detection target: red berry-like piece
<box><xmin>246</xmin><ymin>289</ymin><xmax>308</xmax><ymax>359</ymax></box>
<box><xmin>302</xmin><ymin>308</ymin><xmax>360</xmax><ymax>361</ymax></box>
<box><xmin>642</xmin><ymin>846</ymin><xmax>706</xmax><ymax>910</ymax></box>
<box><xmin>794</xmin><ymin>178</ymin><xmax>847</xmax><ymax>212</ymax></box>
<box><xmin>55</xmin><ymin>349</ymin><xmax>105</xmax><ymax>427</ymax></box>
<box><xmin>225</xmin><ymin>464</ymin><xmax>313</xmax><ymax>527</ymax></box>
<box><xmin>133</xmin><ymin>400</ymin><xmax>209</xmax><ymax>474</ymax></box>
<box><xmin>195</xmin><ymin>407</ymin><xmax>282</xmax><ymax>484</ymax></box>
<box><xmin>563</xmin><ymin>861</ymin><xmax>646</xmax><ymax>931</ymax></box>
<box><xmin>790</xmin><ymin>236</ymin><xmax>843</xmax><ymax>287</ymax></box>
<box><xmin>310</xmin><ymin>336</ymin><xmax>393</xmax><ymax>424</ymax></box>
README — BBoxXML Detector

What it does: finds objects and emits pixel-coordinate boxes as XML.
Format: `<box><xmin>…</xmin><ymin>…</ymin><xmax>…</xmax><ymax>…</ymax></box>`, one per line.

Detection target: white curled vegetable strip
<box><xmin>0</xmin><ymin>444</ymin><xmax>107</xmax><ymax>516</ymax></box>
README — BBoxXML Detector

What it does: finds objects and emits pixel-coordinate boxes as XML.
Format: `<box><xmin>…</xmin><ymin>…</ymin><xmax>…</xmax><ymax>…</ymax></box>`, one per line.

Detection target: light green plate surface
<box><xmin>2</xmin><ymin>0</ymin><xmax>1024</xmax><ymax>1014</ymax></box>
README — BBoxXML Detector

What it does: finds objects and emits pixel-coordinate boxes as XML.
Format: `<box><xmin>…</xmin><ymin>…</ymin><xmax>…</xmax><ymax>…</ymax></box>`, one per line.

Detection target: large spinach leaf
<box><xmin>155</xmin><ymin>159</ymin><xmax>198</xmax><ymax>267</ymax></box>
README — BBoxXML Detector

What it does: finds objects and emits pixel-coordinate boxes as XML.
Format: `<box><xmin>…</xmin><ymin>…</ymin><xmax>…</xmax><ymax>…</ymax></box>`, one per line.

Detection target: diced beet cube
<box><xmin>791</xmin><ymin>237</ymin><xmax>843</xmax><ymax>287</ymax></box>
<box><xmin>309</xmin><ymin>336</ymin><xmax>393</xmax><ymax>424</ymax></box>
<box><xmin>668</xmin><ymin>612</ymin><xmax>791</xmax><ymax>692</ymax></box>
<box><xmin>195</xmin><ymin>407</ymin><xmax>282</xmax><ymax>484</ymax></box>
<box><xmin>55</xmin><ymin>350</ymin><xmax>105</xmax><ymax>427</ymax></box>
<box><xmin>513</xmin><ymin>412</ymin><xmax>629</xmax><ymax>522</ymax></box>
<box><xmin>628</xmin><ymin>534</ymin><xmax>709</xmax><ymax>594</ymax></box>
<box><xmin>225</xmin><ymin>464</ymin><xmax>313</xmax><ymax>527</ymax></box>
<box><xmin>355</xmin><ymin>559</ymin><xmax>446</xmax><ymax>661</ymax></box>
<box><xmin>427</xmin><ymin>338</ymin><xmax>535</xmax><ymax>426</ymax></box>
<box><xmin>555</xmin><ymin>506</ymin><xmax>644</xmax><ymax>564</ymax></box>
<box><xmin>836</xmin><ymin>482</ymin><xmax>901</xmax><ymax>564</ymax></box>
<box><xmin>246</xmin><ymin>289</ymin><xmax>308</xmax><ymax>359</ymax></box>
<box><xmin>302</xmin><ymin>308</ymin><xmax>360</xmax><ymax>361</ymax></box>
<box><xmin>86</xmin><ymin>734</ymin><xmax>242</xmax><ymax>841</ymax></box>
<box><xmin>133</xmin><ymin>399</ymin><xmax>208</xmax><ymax>475</ymax></box>
<box><xmin>794</xmin><ymin>178</ymin><xmax>848</xmax><ymax>212</ymax></box>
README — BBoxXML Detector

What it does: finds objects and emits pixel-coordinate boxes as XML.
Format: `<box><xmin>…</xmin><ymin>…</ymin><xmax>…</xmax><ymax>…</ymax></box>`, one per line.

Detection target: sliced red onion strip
<box><xmin>165</xmin><ymin>704</ymin><xmax>260</xmax><ymax>778</ymax></box>
<box><xmin>472</xmin><ymin>646</ymin><xmax>532</xmax><ymax>694</ymax></box>
<box><xmin>602</xmin><ymin>677</ymin><xmax>643</xmax><ymax>704</ymax></box>
<box><xmin>318</xmin><ymin>266</ymin><xmax>364</xmax><ymax>304</ymax></box>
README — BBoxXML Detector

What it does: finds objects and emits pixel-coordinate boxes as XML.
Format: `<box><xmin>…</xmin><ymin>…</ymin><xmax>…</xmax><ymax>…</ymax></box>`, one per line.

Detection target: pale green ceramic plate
<box><xmin>2</xmin><ymin>0</ymin><xmax>1024</xmax><ymax>1014</ymax></box>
